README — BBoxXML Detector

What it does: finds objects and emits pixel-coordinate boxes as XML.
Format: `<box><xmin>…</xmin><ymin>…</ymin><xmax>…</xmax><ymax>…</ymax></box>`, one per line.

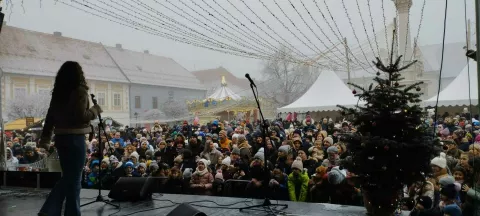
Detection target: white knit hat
<box><xmin>291</xmin><ymin>157</ymin><xmax>303</xmax><ymax>170</ymax></box>
<box><xmin>102</xmin><ymin>158</ymin><xmax>110</xmax><ymax>165</ymax></box>
<box><xmin>430</xmin><ymin>152</ymin><xmax>447</xmax><ymax>169</ymax></box>
<box><xmin>221</xmin><ymin>156</ymin><xmax>231</xmax><ymax>166</ymax></box>
<box><xmin>198</xmin><ymin>158</ymin><xmax>211</xmax><ymax>167</ymax></box>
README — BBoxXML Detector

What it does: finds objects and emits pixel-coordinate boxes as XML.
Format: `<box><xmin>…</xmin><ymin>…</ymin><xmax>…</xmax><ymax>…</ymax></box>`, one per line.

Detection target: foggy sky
<box><xmin>1</xmin><ymin>0</ymin><xmax>475</xmax><ymax>79</ymax></box>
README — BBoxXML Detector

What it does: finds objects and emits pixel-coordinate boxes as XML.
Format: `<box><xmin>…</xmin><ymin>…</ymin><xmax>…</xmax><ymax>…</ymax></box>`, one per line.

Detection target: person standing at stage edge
<box><xmin>37</xmin><ymin>61</ymin><xmax>103</xmax><ymax>216</ymax></box>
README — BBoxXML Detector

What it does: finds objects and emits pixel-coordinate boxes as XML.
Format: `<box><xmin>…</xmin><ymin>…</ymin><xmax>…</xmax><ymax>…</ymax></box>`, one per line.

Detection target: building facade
<box><xmin>103</xmin><ymin>46</ymin><xmax>206</xmax><ymax>123</ymax></box>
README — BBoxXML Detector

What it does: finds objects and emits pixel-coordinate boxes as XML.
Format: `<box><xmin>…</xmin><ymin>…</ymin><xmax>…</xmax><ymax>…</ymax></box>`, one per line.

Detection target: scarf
<box><xmin>193</xmin><ymin>167</ymin><xmax>209</xmax><ymax>176</ymax></box>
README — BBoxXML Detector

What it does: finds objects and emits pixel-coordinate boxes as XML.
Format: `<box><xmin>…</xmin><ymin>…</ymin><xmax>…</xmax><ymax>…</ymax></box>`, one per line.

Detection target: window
<box><xmin>14</xmin><ymin>87</ymin><xmax>27</xmax><ymax>98</ymax></box>
<box><xmin>37</xmin><ymin>88</ymin><xmax>50</xmax><ymax>96</ymax></box>
<box><xmin>113</xmin><ymin>93</ymin><xmax>121</xmax><ymax>107</ymax></box>
<box><xmin>135</xmin><ymin>96</ymin><xmax>141</xmax><ymax>108</ymax></box>
<box><xmin>152</xmin><ymin>97</ymin><xmax>158</xmax><ymax>109</ymax></box>
<box><xmin>97</xmin><ymin>92</ymin><xmax>106</xmax><ymax>106</ymax></box>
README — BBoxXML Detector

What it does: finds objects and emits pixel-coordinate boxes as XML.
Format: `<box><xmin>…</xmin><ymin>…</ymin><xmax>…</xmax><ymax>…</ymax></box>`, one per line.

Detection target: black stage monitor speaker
<box><xmin>167</xmin><ymin>203</ymin><xmax>206</xmax><ymax>216</ymax></box>
<box><xmin>108</xmin><ymin>177</ymin><xmax>156</xmax><ymax>201</ymax></box>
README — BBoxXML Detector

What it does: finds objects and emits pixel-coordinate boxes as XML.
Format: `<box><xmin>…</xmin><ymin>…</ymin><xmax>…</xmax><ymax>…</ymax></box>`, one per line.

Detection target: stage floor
<box><xmin>0</xmin><ymin>187</ymin><xmax>405</xmax><ymax>216</ymax></box>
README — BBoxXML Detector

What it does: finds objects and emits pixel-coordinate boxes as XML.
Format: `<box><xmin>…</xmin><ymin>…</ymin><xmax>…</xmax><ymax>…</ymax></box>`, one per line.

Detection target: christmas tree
<box><xmin>338</xmin><ymin>53</ymin><xmax>436</xmax><ymax>211</ymax></box>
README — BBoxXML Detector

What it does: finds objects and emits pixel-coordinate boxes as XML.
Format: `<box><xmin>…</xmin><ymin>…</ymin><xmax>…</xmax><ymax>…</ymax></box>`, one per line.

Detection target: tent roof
<box><xmin>207</xmin><ymin>76</ymin><xmax>241</xmax><ymax>101</ymax></box>
<box><xmin>278</xmin><ymin>70</ymin><xmax>360</xmax><ymax>113</ymax></box>
<box><xmin>424</xmin><ymin>60</ymin><xmax>478</xmax><ymax>107</ymax></box>
<box><xmin>5</xmin><ymin>118</ymin><xmax>42</xmax><ymax>131</ymax></box>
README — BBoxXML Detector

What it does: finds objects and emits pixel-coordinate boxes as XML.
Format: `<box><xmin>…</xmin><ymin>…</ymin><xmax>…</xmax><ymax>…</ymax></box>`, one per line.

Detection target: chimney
<box><xmin>116</xmin><ymin>44</ymin><xmax>122</xmax><ymax>49</ymax></box>
<box><xmin>144</xmin><ymin>50</ymin><xmax>149</xmax><ymax>54</ymax></box>
<box><xmin>53</xmin><ymin>31</ymin><xmax>62</xmax><ymax>36</ymax></box>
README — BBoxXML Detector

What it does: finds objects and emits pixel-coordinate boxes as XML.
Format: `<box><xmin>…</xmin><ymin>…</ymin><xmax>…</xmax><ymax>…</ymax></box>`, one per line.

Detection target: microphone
<box><xmin>245</xmin><ymin>73</ymin><xmax>256</xmax><ymax>87</ymax></box>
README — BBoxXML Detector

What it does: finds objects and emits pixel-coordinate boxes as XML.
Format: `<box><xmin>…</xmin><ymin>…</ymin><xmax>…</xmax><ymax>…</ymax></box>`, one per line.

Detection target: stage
<box><xmin>0</xmin><ymin>187</ymin><xmax>408</xmax><ymax>215</ymax></box>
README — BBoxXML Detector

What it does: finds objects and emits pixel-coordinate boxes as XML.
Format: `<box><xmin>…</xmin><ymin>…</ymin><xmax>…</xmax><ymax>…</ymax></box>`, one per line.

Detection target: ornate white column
<box><xmin>393</xmin><ymin>0</ymin><xmax>413</xmax><ymax>60</ymax></box>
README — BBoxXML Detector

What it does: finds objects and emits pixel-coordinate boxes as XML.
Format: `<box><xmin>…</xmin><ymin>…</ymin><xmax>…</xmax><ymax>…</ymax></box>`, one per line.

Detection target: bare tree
<box><xmin>6</xmin><ymin>93</ymin><xmax>51</xmax><ymax>120</ymax></box>
<box><xmin>161</xmin><ymin>99</ymin><xmax>190</xmax><ymax>120</ymax></box>
<box><xmin>260</xmin><ymin>47</ymin><xmax>320</xmax><ymax>107</ymax></box>
<box><xmin>142</xmin><ymin>109</ymin><xmax>166</xmax><ymax>121</ymax></box>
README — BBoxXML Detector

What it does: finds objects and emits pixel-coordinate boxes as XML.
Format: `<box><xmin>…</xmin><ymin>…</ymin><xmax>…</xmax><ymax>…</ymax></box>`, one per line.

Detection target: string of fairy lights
<box><xmin>12</xmin><ymin>0</ymin><xmax>428</xmax><ymax>73</ymax></box>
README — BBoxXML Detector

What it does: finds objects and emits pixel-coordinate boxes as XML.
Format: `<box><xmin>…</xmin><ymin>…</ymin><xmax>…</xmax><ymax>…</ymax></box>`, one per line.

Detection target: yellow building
<box><xmin>0</xmin><ymin>25</ymin><xmax>131</xmax><ymax>125</ymax></box>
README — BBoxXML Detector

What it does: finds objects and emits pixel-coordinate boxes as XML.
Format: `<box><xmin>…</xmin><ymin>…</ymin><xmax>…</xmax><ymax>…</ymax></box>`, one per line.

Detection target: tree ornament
<box><xmin>372</xmin><ymin>122</ymin><xmax>376</xmax><ymax>126</ymax></box>
<box><xmin>376</xmin><ymin>72</ymin><xmax>380</xmax><ymax>76</ymax></box>
<box><xmin>416</xmin><ymin>87</ymin><xmax>421</xmax><ymax>92</ymax></box>
<box><xmin>394</xmin><ymin>82</ymin><xmax>399</xmax><ymax>87</ymax></box>
<box><xmin>384</xmin><ymin>145</ymin><xmax>389</xmax><ymax>151</ymax></box>
<box><xmin>352</xmin><ymin>89</ymin><xmax>357</xmax><ymax>94</ymax></box>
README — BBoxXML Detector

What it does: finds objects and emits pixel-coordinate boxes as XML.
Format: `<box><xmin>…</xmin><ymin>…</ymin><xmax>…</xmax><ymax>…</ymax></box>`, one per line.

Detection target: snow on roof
<box><xmin>277</xmin><ymin>69</ymin><xmax>361</xmax><ymax>113</ymax></box>
<box><xmin>424</xmin><ymin>59</ymin><xmax>478</xmax><ymax>107</ymax></box>
<box><xmin>0</xmin><ymin>25</ymin><xmax>129</xmax><ymax>83</ymax></box>
<box><xmin>104</xmin><ymin>46</ymin><xmax>205</xmax><ymax>90</ymax></box>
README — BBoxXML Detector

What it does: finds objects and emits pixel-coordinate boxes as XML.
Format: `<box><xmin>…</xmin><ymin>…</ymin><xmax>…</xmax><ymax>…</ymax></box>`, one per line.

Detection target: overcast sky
<box><xmin>1</xmin><ymin>0</ymin><xmax>475</xmax><ymax>79</ymax></box>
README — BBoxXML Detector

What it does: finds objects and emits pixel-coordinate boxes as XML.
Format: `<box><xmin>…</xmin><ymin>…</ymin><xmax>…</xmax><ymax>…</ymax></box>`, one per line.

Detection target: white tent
<box><xmin>277</xmin><ymin>70</ymin><xmax>361</xmax><ymax>113</ymax></box>
<box><xmin>424</xmin><ymin>60</ymin><xmax>478</xmax><ymax>107</ymax></box>
<box><xmin>207</xmin><ymin>76</ymin><xmax>241</xmax><ymax>101</ymax></box>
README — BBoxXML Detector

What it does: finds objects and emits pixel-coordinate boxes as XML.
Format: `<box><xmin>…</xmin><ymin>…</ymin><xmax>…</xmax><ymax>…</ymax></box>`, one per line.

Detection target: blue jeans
<box><xmin>40</xmin><ymin>134</ymin><xmax>86</xmax><ymax>216</ymax></box>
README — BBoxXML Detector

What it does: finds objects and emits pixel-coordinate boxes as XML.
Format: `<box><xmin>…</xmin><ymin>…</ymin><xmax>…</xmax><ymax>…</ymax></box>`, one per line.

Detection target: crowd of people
<box><xmin>4</xmin><ymin>112</ymin><xmax>480</xmax><ymax>216</ymax></box>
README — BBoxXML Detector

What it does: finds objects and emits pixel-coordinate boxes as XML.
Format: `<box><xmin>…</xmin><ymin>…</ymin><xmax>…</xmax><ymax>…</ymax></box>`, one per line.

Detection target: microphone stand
<box><xmin>81</xmin><ymin>94</ymin><xmax>119</xmax><ymax>209</ymax></box>
<box><xmin>239</xmin><ymin>76</ymin><xmax>288</xmax><ymax>214</ymax></box>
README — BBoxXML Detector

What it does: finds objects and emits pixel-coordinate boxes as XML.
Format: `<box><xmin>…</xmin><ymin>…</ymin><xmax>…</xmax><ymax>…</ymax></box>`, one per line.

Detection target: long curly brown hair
<box><xmin>51</xmin><ymin>61</ymin><xmax>89</xmax><ymax>104</ymax></box>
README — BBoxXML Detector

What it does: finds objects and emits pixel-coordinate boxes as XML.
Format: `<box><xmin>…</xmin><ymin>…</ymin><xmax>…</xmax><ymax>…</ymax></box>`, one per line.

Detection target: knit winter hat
<box><xmin>278</xmin><ymin>145</ymin><xmax>291</xmax><ymax>154</ymax></box>
<box><xmin>441</xmin><ymin>184</ymin><xmax>458</xmax><ymax>199</ymax></box>
<box><xmin>439</xmin><ymin>176</ymin><xmax>455</xmax><ymax>187</ymax></box>
<box><xmin>102</xmin><ymin>158</ymin><xmax>110</xmax><ymax>165</ymax></box>
<box><xmin>416</xmin><ymin>196</ymin><xmax>433</xmax><ymax>209</ymax></box>
<box><xmin>215</xmin><ymin>170</ymin><xmax>224</xmax><ymax>180</ymax></box>
<box><xmin>323</xmin><ymin>137</ymin><xmax>334</xmax><ymax>145</ymax></box>
<box><xmin>291</xmin><ymin>157</ymin><xmax>303</xmax><ymax>170</ymax></box>
<box><xmin>130</xmin><ymin>151</ymin><xmax>140</xmax><ymax>161</ymax></box>
<box><xmin>221</xmin><ymin>156</ymin><xmax>231</xmax><ymax>166</ymax></box>
<box><xmin>231</xmin><ymin>147</ymin><xmax>241</xmax><ymax>155</ymax></box>
<box><xmin>125</xmin><ymin>161</ymin><xmax>134</xmax><ymax>168</ymax></box>
<box><xmin>198</xmin><ymin>159</ymin><xmax>211</xmax><ymax>166</ymax></box>
<box><xmin>138</xmin><ymin>163</ymin><xmax>147</xmax><ymax>169</ymax></box>
<box><xmin>145</xmin><ymin>150</ymin><xmax>154</xmax><ymax>159</ymax></box>
<box><xmin>254</xmin><ymin>151</ymin><xmax>265</xmax><ymax>162</ymax></box>
<box><xmin>328</xmin><ymin>166</ymin><xmax>347</xmax><ymax>185</ymax></box>
<box><xmin>183</xmin><ymin>168</ymin><xmax>193</xmax><ymax>179</ymax></box>
<box><xmin>149</xmin><ymin>161</ymin><xmax>159</xmax><ymax>171</ymax></box>
<box><xmin>327</xmin><ymin>146</ymin><xmax>339</xmax><ymax>154</ymax></box>
<box><xmin>109</xmin><ymin>155</ymin><xmax>118</xmax><ymax>163</ymax></box>
<box><xmin>430</xmin><ymin>152</ymin><xmax>447</xmax><ymax>169</ymax></box>
<box><xmin>90</xmin><ymin>160</ymin><xmax>100</xmax><ymax>168</ymax></box>
<box><xmin>443</xmin><ymin>204</ymin><xmax>462</xmax><ymax>216</ymax></box>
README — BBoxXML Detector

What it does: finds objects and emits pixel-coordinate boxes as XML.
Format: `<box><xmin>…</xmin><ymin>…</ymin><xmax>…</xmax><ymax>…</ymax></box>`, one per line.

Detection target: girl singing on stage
<box><xmin>38</xmin><ymin>61</ymin><xmax>102</xmax><ymax>216</ymax></box>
